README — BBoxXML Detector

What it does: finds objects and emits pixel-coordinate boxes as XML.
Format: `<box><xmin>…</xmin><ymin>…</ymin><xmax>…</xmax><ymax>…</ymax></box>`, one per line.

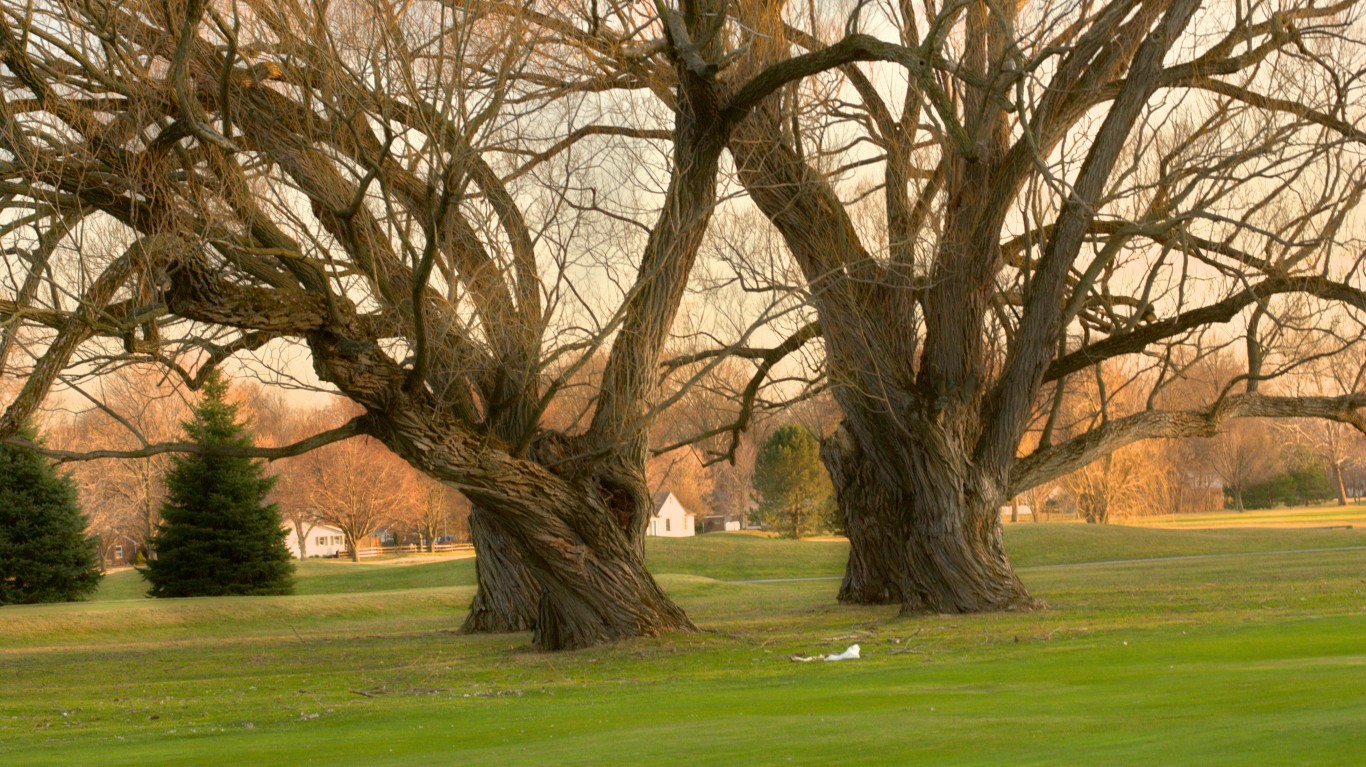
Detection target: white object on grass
<box><xmin>824</xmin><ymin>644</ymin><xmax>860</xmax><ymax>661</ymax></box>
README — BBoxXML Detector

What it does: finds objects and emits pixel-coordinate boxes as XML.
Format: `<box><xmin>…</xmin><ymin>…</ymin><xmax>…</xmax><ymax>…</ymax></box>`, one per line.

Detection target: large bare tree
<box><xmin>0</xmin><ymin>1</ymin><xmax>919</xmax><ymax>648</ymax></box>
<box><xmin>671</xmin><ymin>0</ymin><xmax>1366</xmax><ymax>611</ymax></box>
<box><xmin>0</xmin><ymin>0</ymin><xmax>696</xmax><ymax>649</ymax></box>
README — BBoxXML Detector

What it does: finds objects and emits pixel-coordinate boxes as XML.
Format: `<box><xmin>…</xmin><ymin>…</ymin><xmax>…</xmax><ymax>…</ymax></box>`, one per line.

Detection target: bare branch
<box><xmin>9</xmin><ymin>417</ymin><xmax>366</xmax><ymax>464</ymax></box>
<box><xmin>1012</xmin><ymin>393</ymin><xmax>1366</xmax><ymax>494</ymax></box>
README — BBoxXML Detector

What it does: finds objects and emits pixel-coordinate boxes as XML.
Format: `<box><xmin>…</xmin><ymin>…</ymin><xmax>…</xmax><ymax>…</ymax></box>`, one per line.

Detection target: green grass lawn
<box><xmin>1129</xmin><ymin>501</ymin><xmax>1366</xmax><ymax>529</ymax></box>
<box><xmin>4</xmin><ymin>527</ymin><xmax>1365</xmax><ymax>765</ymax></box>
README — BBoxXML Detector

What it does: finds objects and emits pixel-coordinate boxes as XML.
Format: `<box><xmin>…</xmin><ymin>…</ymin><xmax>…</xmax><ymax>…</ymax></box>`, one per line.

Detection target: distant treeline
<box><xmin>1233</xmin><ymin>455</ymin><xmax>1340</xmax><ymax>510</ymax></box>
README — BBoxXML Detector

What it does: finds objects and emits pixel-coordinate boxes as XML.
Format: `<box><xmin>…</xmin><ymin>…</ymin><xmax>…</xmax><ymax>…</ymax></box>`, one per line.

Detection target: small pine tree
<box><xmin>751</xmin><ymin>424</ymin><xmax>836</xmax><ymax>538</ymax></box>
<box><xmin>0</xmin><ymin>427</ymin><xmax>103</xmax><ymax>604</ymax></box>
<box><xmin>142</xmin><ymin>373</ymin><xmax>294</xmax><ymax>597</ymax></box>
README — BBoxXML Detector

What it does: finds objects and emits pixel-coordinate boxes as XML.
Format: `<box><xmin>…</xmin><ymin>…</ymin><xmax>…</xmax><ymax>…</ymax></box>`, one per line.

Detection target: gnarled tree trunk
<box><xmin>361</xmin><ymin>407</ymin><xmax>694</xmax><ymax>651</ymax></box>
<box><xmin>898</xmin><ymin>488</ymin><xmax>1032</xmax><ymax>614</ymax></box>
<box><xmin>461</xmin><ymin>507</ymin><xmax>539</xmax><ymax>634</ymax></box>
<box><xmin>487</xmin><ymin>462</ymin><xmax>693</xmax><ymax>651</ymax></box>
<box><xmin>822</xmin><ymin>424</ymin><xmax>907</xmax><ymax>605</ymax></box>
<box><xmin>838</xmin><ymin>410</ymin><xmax>1034</xmax><ymax>615</ymax></box>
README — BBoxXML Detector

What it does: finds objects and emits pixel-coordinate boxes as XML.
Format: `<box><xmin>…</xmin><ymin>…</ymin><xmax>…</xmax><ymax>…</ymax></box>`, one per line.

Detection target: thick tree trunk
<box><xmin>532</xmin><ymin>557</ymin><xmax>691</xmax><ymax>651</ymax></box>
<box><xmin>823</xmin><ymin>425</ymin><xmax>907</xmax><ymax>605</ymax></box>
<box><xmin>368</xmin><ymin>416</ymin><xmax>694</xmax><ymax>650</ymax></box>
<box><xmin>834</xmin><ymin>415</ymin><xmax>1035</xmax><ymax>615</ymax></box>
<box><xmin>504</xmin><ymin>482</ymin><xmax>695</xmax><ymax>651</ymax></box>
<box><xmin>519</xmin><ymin>456</ymin><xmax>694</xmax><ymax>651</ymax></box>
<box><xmin>899</xmin><ymin>492</ymin><xmax>1033</xmax><ymax>614</ymax></box>
<box><xmin>299</xmin><ymin>358</ymin><xmax>698</xmax><ymax>652</ymax></box>
<box><xmin>460</xmin><ymin>506</ymin><xmax>539</xmax><ymax>634</ymax></box>
<box><xmin>447</xmin><ymin>474</ymin><xmax>694</xmax><ymax>650</ymax></box>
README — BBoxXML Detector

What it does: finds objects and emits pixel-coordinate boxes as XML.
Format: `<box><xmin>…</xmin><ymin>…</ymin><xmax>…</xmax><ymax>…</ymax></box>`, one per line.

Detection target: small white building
<box><xmin>647</xmin><ymin>492</ymin><xmax>696</xmax><ymax>537</ymax></box>
<box><xmin>284</xmin><ymin>523</ymin><xmax>348</xmax><ymax>558</ymax></box>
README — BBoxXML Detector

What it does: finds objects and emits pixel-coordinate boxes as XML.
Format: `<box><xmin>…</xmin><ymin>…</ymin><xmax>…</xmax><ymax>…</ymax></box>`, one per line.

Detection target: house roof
<box><xmin>651</xmin><ymin>491</ymin><xmax>697</xmax><ymax>518</ymax></box>
<box><xmin>283</xmin><ymin>522</ymin><xmax>345</xmax><ymax>535</ymax></box>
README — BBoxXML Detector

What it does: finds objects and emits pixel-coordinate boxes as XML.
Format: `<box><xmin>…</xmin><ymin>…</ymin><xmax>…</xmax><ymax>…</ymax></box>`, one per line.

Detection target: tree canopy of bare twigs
<box><xmin>0</xmin><ymin>0</ymin><xmax>941</xmax><ymax>649</ymax></box>
<box><xmin>677</xmin><ymin>0</ymin><xmax>1366</xmax><ymax>610</ymax></box>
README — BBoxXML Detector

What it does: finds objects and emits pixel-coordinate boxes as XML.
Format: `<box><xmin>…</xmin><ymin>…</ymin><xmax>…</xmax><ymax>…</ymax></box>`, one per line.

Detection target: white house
<box><xmin>647</xmin><ymin>492</ymin><xmax>696</xmax><ymax>537</ymax></box>
<box><xmin>283</xmin><ymin>523</ymin><xmax>348</xmax><ymax>558</ymax></box>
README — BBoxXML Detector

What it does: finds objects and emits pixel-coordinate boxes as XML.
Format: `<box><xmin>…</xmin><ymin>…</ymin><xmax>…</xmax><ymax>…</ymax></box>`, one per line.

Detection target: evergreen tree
<box><xmin>751</xmin><ymin>424</ymin><xmax>836</xmax><ymax>538</ymax></box>
<box><xmin>0</xmin><ymin>427</ymin><xmax>103</xmax><ymax>604</ymax></box>
<box><xmin>142</xmin><ymin>373</ymin><xmax>294</xmax><ymax>597</ymax></box>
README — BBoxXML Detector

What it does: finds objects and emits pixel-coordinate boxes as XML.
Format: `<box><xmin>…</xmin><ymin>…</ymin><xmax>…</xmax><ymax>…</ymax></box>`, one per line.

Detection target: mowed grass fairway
<box><xmin>3</xmin><ymin>527</ymin><xmax>1365</xmax><ymax>766</ymax></box>
<box><xmin>1129</xmin><ymin>501</ymin><xmax>1366</xmax><ymax>530</ymax></box>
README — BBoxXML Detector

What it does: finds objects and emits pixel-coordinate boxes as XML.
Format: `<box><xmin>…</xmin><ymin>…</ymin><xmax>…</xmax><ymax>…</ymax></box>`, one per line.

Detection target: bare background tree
<box><xmin>52</xmin><ymin>367</ymin><xmax>192</xmax><ymax>561</ymax></box>
<box><xmin>1199</xmin><ymin>420</ymin><xmax>1282</xmax><ymax>513</ymax></box>
<box><xmin>1283</xmin><ymin>342</ymin><xmax>1366</xmax><ymax>505</ymax></box>
<box><xmin>397</xmin><ymin>474</ymin><xmax>471</xmax><ymax>553</ymax></box>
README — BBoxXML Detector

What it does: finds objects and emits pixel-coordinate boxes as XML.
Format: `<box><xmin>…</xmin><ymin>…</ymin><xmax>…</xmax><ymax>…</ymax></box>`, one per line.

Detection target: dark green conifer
<box><xmin>751</xmin><ymin>424</ymin><xmax>837</xmax><ymax>538</ymax></box>
<box><xmin>0</xmin><ymin>427</ymin><xmax>103</xmax><ymax>604</ymax></box>
<box><xmin>143</xmin><ymin>373</ymin><xmax>294</xmax><ymax>597</ymax></box>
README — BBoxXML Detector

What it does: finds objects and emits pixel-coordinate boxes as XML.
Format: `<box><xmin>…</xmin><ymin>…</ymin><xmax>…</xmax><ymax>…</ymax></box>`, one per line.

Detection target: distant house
<box><xmin>101</xmin><ymin>534</ymin><xmax>140</xmax><ymax>568</ymax></box>
<box><xmin>648</xmin><ymin>492</ymin><xmax>696</xmax><ymax>537</ymax></box>
<box><xmin>283</xmin><ymin>523</ymin><xmax>347</xmax><ymax>558</ymax></box>
<box><xmin>700</xmin><ymin>514</ymin><xmax>742</xmax><ymax>533</ymax></box>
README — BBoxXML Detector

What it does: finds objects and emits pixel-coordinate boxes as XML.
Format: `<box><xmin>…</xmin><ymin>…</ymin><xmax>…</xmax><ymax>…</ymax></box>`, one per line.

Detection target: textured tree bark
<box><xmin>836</xmin><ymin>410</ymin><xmax>1035</xmax><ymax>615</ymax></box>
<box><xmin>531</xmin><ymin>542</ymin><xmax>693</xmax><ymax>651</ymax></box>
<box><xmin>350</xmin><ymin>403</ymin><xmax>695</xmax><ymax>651</ymax></box>
<box><xmin>504</xmin><ymin>474</ymin><xmax>695</xmax><ymax>651</ymax></box>
<box><xmin>822</xmin><ymin>424</ymin><xmax>906</xmax><ymax>605</ymax></box>
<box><xmin>461</xmin><ymin>507</ymin><xmax>539</xmax><ymax>634</ymax></box>
<box><xmin>525</xmin><ymin>454</ymin><xmax>695</xmax><ymax>650</ymax></box>
<box><xmin>898</xmin><ymin>490</ymin><xmax>1033</xmax><ymax>614</ymax></box>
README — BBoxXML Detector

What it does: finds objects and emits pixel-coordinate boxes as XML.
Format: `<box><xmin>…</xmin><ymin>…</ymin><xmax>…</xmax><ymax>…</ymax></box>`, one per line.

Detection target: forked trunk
<box><xmin>292</xmin><ymin>520</ymin><xmax>310</xmax><ymax>559</ymax></box>
<box><xmin>823</xmin><ymin>425</ymin><xmax>907</xmax><ymax>605</ymax></box>
<box><xmin>461</xmin><ymin>507</ymin><xmax>539</xmax><ymax>634</ymax></box>
<box><xmin>358</xmin><ymin>406</ymin><xmax>696</xmax><ymax>651</ymax></box>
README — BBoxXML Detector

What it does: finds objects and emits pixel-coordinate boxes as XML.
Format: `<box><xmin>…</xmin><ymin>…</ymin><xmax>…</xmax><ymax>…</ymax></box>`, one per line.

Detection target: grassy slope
<box><xmin>5</xmin><ymin>527</ymin><xmax>1366</xmax><ymax>765</ymax></box>
<box><xmin>1128</xmin><ymin>502</ymin><xmax>1366</xmax><ymax>529</ymax></box>
<box><xmin>88</xmin><ymin>523</ymin><xmax>1366</xmax><ymax>601</ymax></box>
